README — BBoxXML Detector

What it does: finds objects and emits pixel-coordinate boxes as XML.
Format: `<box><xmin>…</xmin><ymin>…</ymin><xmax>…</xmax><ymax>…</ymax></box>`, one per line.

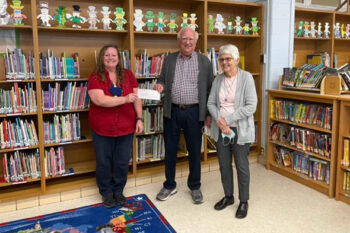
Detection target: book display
<box><xmin>336</xmin><ymin>96</ymin><xmax>350</xmax><ymax>204</ymax></box>
<box><xmin>266</xmin><ymin>89</ymin><xmax>339</xmax><ymax>197</ymax></box>
<box><xmin>0</xmin><ymin>0</ymin><xmax>264</xmax><ymax>203</ymax></box>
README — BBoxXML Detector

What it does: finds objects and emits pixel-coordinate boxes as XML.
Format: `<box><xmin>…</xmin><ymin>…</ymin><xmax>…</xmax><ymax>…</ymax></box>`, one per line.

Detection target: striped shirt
<box><xmin>171</xmin><ymin>52</ymin><xmax>199</xmax><ymax>104</ymax></box>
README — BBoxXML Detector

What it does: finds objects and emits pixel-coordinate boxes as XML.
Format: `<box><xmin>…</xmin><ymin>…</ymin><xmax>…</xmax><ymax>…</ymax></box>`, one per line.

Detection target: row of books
<box><xmin>342</xmin><ymin>138</ymin><xmax>350</xmax><ymax>167</ymax></box>
<box><xmin>206</xmin><ymin>48</ymin><xmax>245</xmax><ymax>76</ymax></box>
<box><xmin>43</xmin><ymin>113</ymin><xmax>81</xmax><ymax>144</ymax></box>
<box><xmin>136</xmin><ymin>134</ymin><xmax>165</xmax><ymax>162</ymax></box>
<box><xmin>270</xmin><ymin>99</ymin><xmax>332</xmax><ymax>130</ymax></box>
<box><xmin>270</xmin><ymin>123</ymin><xmax>331</xmax><ymax>158</ymax></box>
<box><xmin>339</xmin><ymin>70</ymin><xmax>350</xmax><ymax>91</ymax></box>
<box><xmin>135</xmin><ymin>50</ymin><xmax>168</xmax><ymax>77</ymax></box>
<box><xmin>119</xmin><ymin>50</ymin><xmax>131</xmax><ymax>70</ymax></box>
<box><xmin>273</xmin><ymin>146</ymin><xmax>330</xmax><ymax>184</ymax></box>
<box><xmin>282</xmin><ymin>64</ymin><xmax>328</xmax><ymax>88</ymax></box>
<box><xmin>0</xmin><ymin>83</ymin><xmax>37</xmax><ymax>114</ymax></box>
<box><xmin>3</xmin><ymin>48</ymin><xmax>35</xmax><ymax>80</ymax></box>
<box><xmin>39</xmin><ymin>50</ymin><xmax>80</xmax><ymax>79</ymax></box>
<box><xmin>42</xmin><ymin>82</ymin><xmax>90</xmax><ymax>111</ymax></box>
<box><xmin>293</xmin><ymin>151</ymin><xmax>330</xmax><ymax>184</ymax></box>
<box><xmin>2</xmin><ymin>150</ymin><xmax>40</xmax><ymax>183</ymax></box>
<box><xmin>139</xmin><ymin>79</ymin><xmax>161</xmax><ymax>105</ymax></box>
<box><xmin>343</xmin><ymin>171</ymin><xmax>350</xmax><ymax>191</ymax></box>
<box><xmin>143</xmin><ymin>107</ymin><xmax>163</xmax><ymax>133</ymax></box>
<box><xmin>44</xmin><ymin>147</ymin><xmax>65</xmax><ymax>177</ymax></box>
<box><xmin>0</xmin><ymin>118</ymin><xmax>39</xmax><ymax>149</ymax></box>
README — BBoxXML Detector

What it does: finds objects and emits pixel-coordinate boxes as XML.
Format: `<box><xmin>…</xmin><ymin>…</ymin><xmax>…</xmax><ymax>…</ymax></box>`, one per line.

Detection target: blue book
<box><xmin>65</xmin><ymin>57</ymin><xmax>75</xmax><ymax>79</ymax></box>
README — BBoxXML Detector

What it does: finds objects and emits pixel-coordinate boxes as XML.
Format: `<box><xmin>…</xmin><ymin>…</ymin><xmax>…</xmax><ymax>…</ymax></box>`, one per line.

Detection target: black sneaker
<box><xmin>114</xmin><ymin>192</ymin><xmax>126</xmax><ymax>206</ymax></box>
<box><xmin>102</xmin><ymin>196</ymin><xmax>116</xmax><ymax>208</ymax></box>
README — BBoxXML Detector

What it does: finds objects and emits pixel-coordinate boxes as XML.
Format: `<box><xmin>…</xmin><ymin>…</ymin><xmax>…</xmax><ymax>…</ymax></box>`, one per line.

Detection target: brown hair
<box><xmin>96</xmin><ymin>45</ymin><xmax>125</xmax><ymax>83</ymax></box>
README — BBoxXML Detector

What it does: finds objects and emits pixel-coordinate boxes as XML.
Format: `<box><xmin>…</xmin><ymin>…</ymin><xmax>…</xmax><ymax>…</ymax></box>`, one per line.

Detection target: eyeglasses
<box><xmin>180</xmin><ymin>37</ymin><xmax>195</xmax><ymax>42</ymax></box>
<box><xmin>218</xmin><ymin>57</ymin><xmax>233</xmax><ymax>63</ymax></box>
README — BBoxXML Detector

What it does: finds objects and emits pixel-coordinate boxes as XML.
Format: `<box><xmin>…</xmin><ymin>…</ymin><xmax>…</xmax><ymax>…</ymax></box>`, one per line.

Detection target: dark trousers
<box><xmin>216</xmin><ymin>127</ymin><xmax>250</xmax><ymax>202</ymax></box>
<box><xmin>163</xmin><ymin>105</ymin><xmax>203</xmax><ymax>190</ymax></box>
<box><xmin>91</xmin><ymin>130</ymin><xmax>133</xmax><ymax>198</ymax></box>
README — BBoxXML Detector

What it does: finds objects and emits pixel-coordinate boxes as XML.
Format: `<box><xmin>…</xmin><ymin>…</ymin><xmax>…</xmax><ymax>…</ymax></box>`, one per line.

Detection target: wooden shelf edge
<box><xmin>269</xmin><ymin>162</ymin><xmax>332</xmax><ymax>197</ymax></box>
<box><xmin>0</xmin><ymin>186</ymin><xmax>42</xmax><ymax>203</ymax></box>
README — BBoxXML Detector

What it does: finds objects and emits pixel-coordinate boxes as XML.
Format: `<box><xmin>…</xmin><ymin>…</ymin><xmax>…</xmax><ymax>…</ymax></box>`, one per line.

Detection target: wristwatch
<box><xmin>136</xmin><ymin>117</ymin><xmax>144</xmax><ymax>122</ymax></box>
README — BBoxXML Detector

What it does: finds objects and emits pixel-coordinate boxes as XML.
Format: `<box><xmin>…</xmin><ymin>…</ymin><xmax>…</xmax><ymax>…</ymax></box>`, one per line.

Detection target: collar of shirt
<box><xmin>178</xmin><ymin>51</ymin><xmax>196</xmax><ymax>60</ymax></box>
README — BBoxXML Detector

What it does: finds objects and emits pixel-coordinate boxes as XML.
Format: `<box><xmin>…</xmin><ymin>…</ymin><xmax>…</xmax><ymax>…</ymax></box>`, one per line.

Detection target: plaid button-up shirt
<box><xmin>171</xmin><ymin>52</ymin><xmax>199</xmax><ymax>104</ymax></box>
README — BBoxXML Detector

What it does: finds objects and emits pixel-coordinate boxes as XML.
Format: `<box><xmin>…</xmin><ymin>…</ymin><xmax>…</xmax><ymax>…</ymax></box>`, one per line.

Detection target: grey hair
<box><xmin>177</xmin><ymin>27</ymin><xmax>199</xmax><ymax>40</ymax></box>
<box><xmin>219</xmin><ymin>44</ymin><xmax>240</xmax><ymax>60</ymax></box>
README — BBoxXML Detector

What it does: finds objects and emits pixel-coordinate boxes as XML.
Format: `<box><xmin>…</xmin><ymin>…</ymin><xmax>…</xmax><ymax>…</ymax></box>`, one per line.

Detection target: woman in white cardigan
<box><xmin>207</xmin><ymin>44</ymin><xmax>257</xmax><ymax>219</ymax></box>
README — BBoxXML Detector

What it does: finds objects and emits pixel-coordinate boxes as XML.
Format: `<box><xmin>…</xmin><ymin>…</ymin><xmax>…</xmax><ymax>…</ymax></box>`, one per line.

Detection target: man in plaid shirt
<box><xmin>154</xmin><ymin>27</ymin><xmax>214</xmax><ymax>204</ymax></box>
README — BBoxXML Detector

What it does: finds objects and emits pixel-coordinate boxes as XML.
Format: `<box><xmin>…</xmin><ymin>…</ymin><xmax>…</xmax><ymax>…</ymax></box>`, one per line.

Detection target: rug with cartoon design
<box><xmin>0</xmin><ymin>194</ymin><xmax>176</xmax><ymax>233</ymax></box>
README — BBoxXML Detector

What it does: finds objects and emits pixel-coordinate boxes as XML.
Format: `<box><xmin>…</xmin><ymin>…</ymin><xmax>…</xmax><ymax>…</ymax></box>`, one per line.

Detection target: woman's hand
<box><xmin>124</xmin><ymin>93</ymin><xmax>138</xmax><ymax>103</ymax></box>
<box><xmin>222</xmin><ymin>126</ymin><xmax>231</xmax><ymax>135</ymax></box>
<box><xmin>216</xmin><ymin>117</ymin><xmax>227</xmax><ymax>130</ymax></box>
<box><xmin>135</xmin><ymin>120</ymin><xmax>144</xmax><ymax>134</ymax></box>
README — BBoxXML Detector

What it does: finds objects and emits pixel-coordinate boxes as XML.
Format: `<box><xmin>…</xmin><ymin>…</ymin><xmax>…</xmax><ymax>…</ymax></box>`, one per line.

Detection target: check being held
<box><xmin>137</xmin><ymin>89</ymin><xmax>161</xmax><ymax>100</ymax></box>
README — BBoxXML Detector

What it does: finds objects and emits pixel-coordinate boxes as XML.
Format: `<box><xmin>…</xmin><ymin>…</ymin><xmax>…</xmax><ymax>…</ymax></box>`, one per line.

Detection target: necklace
<box><xmin>224</xmin><ymin>77</ymin><xmax>235</xmax><ymax>102</ymax></box>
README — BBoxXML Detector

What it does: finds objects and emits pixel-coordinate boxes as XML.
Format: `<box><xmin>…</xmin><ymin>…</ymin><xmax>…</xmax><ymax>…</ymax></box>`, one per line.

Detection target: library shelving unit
<box><xmin>203</xmin><ymin>0</ymin><xmax>264</xmax><ymax>162</ymax></box>
<box><xmin>266</xmin><ymin>89</ymin><xmax>339</xmax><ymax>197</ymax></box>
<box><xmin>294</xmin><ymin>8</ymin><xmax>350</xmax><ymax>68</ymax></box>
<box><xmin>294</xmin><ymin>8</ymin><xmax>334</xmax><ymax>68</ymax></box>
<box><xmin>0</xmin><ymin>0</ymin><xmax>264</xmax><ymax>203</ymax></box>
<box><xmin>334</xmin><ymin>12</ymin><xmax>350</xmax><ymax>67</ymax></box>
<box><xmin>336</xmin><ymin>95</ymin><xmax>350</xmax><ymax>204</ymax></box>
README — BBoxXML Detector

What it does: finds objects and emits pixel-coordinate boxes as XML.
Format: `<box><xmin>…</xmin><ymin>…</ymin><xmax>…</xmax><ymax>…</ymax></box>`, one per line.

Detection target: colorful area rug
<box><xmin>0</xmin><ymin>194</ymin><xmax>176</xmax><ymax>233</ymax></box>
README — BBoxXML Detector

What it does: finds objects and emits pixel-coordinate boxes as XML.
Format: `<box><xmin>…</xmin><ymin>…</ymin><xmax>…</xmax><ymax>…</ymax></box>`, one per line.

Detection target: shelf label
<box><xmin>6</xmin><ymin>113</ymin><xmax>21</xmax><ymax>116</ymax></box>
<box><xmin>344</xmin><ymin>193</ymin><xmax>350</xmax><ymax>198</ymax></box>
<box><xmin>12</xmin><ymin>180</ymin><xmax>28</xmax><ymax>185</ymax></box>
<box><xmin>272</xmin><ymin>163</ymin><xmax>279</xmax><ymax>168</ymax></box>
<box><xmin>59</xmin><ymin>141</ymin><xmax>73</xmax><ymax>145</ymax></box>
<box><xmin>14</xmin><ymin>146</ymin><xmax>29</xmax><ymax>151</ymax></box>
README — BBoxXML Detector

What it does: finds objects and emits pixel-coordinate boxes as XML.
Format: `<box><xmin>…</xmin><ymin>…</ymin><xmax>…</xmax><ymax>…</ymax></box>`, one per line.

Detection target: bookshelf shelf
<box><xmin>207</xmin><ymin>34</ymin><xmax>260</xmax><ymax>38</ymax></box>
<box><xmin>40</xmin><ymin>78</ymin><xmax>89</xmax><ymax>82</ymax></box>
<box><xmin>294</xmin><ymin>37</ymin><xmax>330</xmax><ymax>41</ymax></box>
<box><xmin>336</xmin><ymin>96</ymin><xmax>350</xmax><ymax>204</ymax></box>
<box><xmin>43</xmin><ymin>138</ymin><xmax>93</xmax><ymax>147</ymax></box>
<box><xmin>270</xmin><ymin>118</ymin><xmax>332</xmax><ymax>134</ymax></box>
<box><xmin>0</xmin><ymin>80</ymin><xmax>36</xmax><ymax>83</ymax></box>
<box><xmin>0</xmin><ymin>177</ymin><xmax>41</xmax><ymax>188</ymax></box>
<box><xmin>270</xmin><ymin>140</ymin><xmax>331</xmax><ymax>162</ymax></box>
<box><xmin>266</xmin><ymin>89</ymin><xmax>338</xmax><ymax>197</ymax></box>
<box><xmin>0</xmin><ymin>112</ymin><xmax>38</xmax><ymax>118</ymax></box>
<box><xmin>0</xmin><ymin>25</ymin><xmax>33</xmax><ymax>30</ymax></box>
<box><xmin>0</xmin><ymin>145</ymin><xmax>39</xmax><ymax>153</ymax></box>
<box><xmin>42</xmin><ymin>109</ymin><xmax>89</xmax><ymax>114</ymax></box>
<box><xmin>37</xmin><ymin>27</ymin><xmax>128</xmax><ymax>34</ymax></box>
<box><xmin>0</xmin><ymin>0</ymin><xmax>264</xmax><ymax>203</ymax></box>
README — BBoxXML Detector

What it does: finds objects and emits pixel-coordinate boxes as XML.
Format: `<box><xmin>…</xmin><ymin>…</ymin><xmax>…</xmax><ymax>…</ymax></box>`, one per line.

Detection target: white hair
<box><xmin>219</xmin><ymin>44</ymin><xmax>240</xmax><ymax>60</ymax></box>
<box><xmin>177</xmin><ymin>27</ymin><xmax>199</xmax><ymax>40</ymax></box>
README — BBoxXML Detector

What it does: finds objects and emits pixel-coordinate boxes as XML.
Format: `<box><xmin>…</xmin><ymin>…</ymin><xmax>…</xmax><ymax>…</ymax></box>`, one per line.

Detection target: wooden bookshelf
<box><xmin>266</xmin><ymin>89</ymin><xmax>339</xmax><ymax>198</ymax></box>
<box><xmin>336</xmin><ymin>95</ymin><xmax>350</xmax><ymax>204</ymax></box>
<box><xmin>0</xmin><ymin>0</ymin><xmax>264</xmax><ymax>203</ymax></box>
<box><xmin>294</xmin><ymin>8</ymin><xmax>350</xmax><ymax>69</ymax></box>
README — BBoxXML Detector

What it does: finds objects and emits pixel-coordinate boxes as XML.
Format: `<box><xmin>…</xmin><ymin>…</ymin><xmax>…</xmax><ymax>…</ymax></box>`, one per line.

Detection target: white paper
<box><xmin>137</xmin><ymin>89</ymin><xmax>160</xmax><ymax>100</ymax></box>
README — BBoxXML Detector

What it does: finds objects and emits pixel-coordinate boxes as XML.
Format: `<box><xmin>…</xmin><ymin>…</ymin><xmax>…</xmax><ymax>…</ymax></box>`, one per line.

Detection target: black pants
<box><xmin>216</xmin><ymin>127</ymin><xmax>250</xmax><ymax>202</ymax></box>
<box><xmin>91</xmin><ymin>130</ymin><xmax>133</xmax><ymax>198</ymax></box>
<box><xmin>163</xmin><ymin>105</ymin><xmax>203</xmax><ymax>190</ymax></box>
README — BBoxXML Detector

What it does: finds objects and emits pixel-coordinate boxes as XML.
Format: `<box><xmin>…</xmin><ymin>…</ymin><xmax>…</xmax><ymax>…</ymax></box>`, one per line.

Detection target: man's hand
<box><xmin>205</xmin><ymin>116</ymin><xmax>212</xmax><ymax>128</ymax></box>
<box><xmin>153</xmin><ymin>84</ymin><xmax>164</xmax><ymax>93</ymax></box>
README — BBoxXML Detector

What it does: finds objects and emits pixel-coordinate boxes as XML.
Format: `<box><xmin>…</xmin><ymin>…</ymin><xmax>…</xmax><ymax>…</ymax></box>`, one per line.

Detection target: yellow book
<box><xmin>269</xmin><ymin>99</ymin><xmax>275</xmax><ymax>119</ymax></box>
<box><xmin>343</xmin><ymin>138</ymin><xmax>349</xmax><ymax>166</ymax></box>
<box><xmin>239</xmin><ymin>55</ymin><xmax>245</xmax><ymax>70</ymax></box>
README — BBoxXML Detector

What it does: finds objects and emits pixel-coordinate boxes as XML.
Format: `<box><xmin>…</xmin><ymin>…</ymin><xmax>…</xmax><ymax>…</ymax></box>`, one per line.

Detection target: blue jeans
<box><xmin>163</xmin><ymin>105</ymin><xmax>203</xmax><ymax>190</ymax></box>
<box><xmin>91</xmin><ymin>130</ymin><xmax>133</xmax><ymax>198</ymax></box>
